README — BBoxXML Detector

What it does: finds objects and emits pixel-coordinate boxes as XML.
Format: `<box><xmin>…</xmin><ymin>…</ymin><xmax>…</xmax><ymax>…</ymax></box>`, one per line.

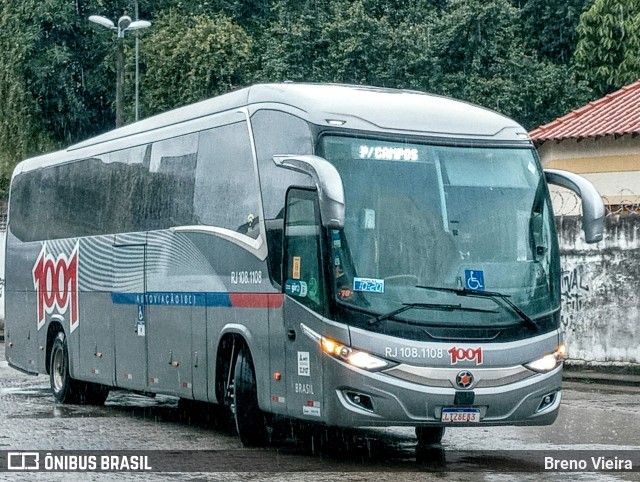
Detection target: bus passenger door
<box><xmin>112</xmin><ymin>236</ymin><xmax>148</xmax><ymax>391</ymax></box>
<box><xmin>283</xmin><ymin>188</ymin><xmax>326</xmax><ymax>421</ymax></box>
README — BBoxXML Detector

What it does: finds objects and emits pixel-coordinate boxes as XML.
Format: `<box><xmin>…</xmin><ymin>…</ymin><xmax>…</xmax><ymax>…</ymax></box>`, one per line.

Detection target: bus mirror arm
<box><xmin>273</xmin><ymin>154</ymin><xmax>345</xmax><ymax>229</ymax></box>
<box><xmin>544</xmin><ymin>169</ymin><xmax>605</xmax><ymax>244</ymax></box>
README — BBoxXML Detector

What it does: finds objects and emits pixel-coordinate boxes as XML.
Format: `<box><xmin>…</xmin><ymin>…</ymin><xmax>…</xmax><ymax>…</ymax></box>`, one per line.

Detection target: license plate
<box><xmin>441</xmin><ymin>408</ymin><xmax>480</xmax><ymax>423</ymax></box>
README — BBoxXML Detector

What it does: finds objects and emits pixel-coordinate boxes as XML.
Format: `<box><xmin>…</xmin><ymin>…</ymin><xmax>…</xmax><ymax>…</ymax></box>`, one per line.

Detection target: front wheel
<box><xmin>233</xmin><ymin>347</ymin><xmax>269</xmax><ymax>446</ymax></box>
<box><xmin>415</xmin><ymin>426</ymin><xmax>445</xmax><ymax>446</ymax></box>
<box><xmin>50</xmin><ymin>332</ymin><xmax>109</xmax><ymax>405</ymax></box>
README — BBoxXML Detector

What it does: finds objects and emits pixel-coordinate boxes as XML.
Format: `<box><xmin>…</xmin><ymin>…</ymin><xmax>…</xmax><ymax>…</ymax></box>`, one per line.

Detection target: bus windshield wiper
<box><xmin>368</xmin><ymin>302</ymin><xmax>498</xmax><ymax>326</ymax></box>
<box><xmin>416</xmin><ymin>285</ymin><xmax>539</xmax><ymax>333</ymax></box>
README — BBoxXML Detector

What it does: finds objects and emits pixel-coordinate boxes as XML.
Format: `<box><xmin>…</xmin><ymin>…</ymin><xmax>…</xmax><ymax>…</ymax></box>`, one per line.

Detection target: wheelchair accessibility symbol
<box><xmin>464</xmin><ymin>270</ymin><xmax>485</xmax><ymax>291</ymax></box>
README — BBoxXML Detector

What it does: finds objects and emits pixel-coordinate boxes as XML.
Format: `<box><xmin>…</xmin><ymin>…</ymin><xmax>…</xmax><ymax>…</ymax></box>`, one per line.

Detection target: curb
<box><xmin>563</xmin><ymin>370</ymin><xmax>640</xmax><ymax>387</ymax></box>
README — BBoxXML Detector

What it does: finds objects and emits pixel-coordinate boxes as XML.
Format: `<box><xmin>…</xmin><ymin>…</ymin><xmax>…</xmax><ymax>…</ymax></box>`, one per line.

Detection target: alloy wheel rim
<box><xmin>52</xmin><ymin>347</ymin><xmax>64</xmax><ymax>392</ymax></box>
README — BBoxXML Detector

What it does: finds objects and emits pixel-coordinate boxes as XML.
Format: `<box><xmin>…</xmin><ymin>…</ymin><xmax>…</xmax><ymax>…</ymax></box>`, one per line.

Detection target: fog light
<box><xmin>537</xmin><ymin>392</ymin><xmax>557</xmax><ymax>412</ymax></box>
<box><xmin>345</xmin><ymin>391</ymin><xmax>374</xmax><ymax>412</ymax></box>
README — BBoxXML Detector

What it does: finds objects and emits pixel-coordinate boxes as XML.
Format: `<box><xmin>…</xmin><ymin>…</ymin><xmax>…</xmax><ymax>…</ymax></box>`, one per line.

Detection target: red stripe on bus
<box><xmin>229</xmin><ymin>293</ymin><xmax>283</xmax><ymax>309</ymax></box>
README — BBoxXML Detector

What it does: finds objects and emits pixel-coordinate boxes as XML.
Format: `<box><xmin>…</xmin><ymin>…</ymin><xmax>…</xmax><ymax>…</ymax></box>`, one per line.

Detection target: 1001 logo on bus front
<box><xmin>448</xmin><ymin>346</ymin><xmax>483</xmax><ymax>365</ymax></box>
<box><xmin>32</xmin><ymin>243</ymin><xmax>79</xmax><ymax>332</ymax></box>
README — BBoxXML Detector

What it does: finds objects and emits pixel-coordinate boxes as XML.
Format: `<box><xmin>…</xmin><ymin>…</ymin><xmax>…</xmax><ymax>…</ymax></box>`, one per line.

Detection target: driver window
<box><xmin>284</xmin><ymin>189</ymin><xmax>326</xmax><ymax>315</ymax></box>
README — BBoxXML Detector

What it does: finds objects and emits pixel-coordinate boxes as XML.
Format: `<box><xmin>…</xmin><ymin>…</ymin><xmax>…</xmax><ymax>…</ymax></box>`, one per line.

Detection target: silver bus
<box><xmin>5</xmin><ymin>83</ymin><xmax>604</xmax><ymax>446</ymax></box>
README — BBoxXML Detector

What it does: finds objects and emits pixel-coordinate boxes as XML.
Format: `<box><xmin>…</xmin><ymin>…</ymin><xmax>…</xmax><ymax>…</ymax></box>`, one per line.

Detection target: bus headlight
<box><xmin>525</xmin><ymin>344</ymin><xmax>567</xmax><ymax>373</ymax></box>
<box><xmin>321</xmin><ymin>337</ymin><xmax>389</xmax><ymax>371</ymax></box>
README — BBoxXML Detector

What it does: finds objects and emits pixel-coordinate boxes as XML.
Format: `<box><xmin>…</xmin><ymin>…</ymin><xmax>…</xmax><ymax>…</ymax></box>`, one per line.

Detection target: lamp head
<box><xmin>88</xmin><ymin>15</ymin><xmax>115</xmax><ymax>30</ymax></box>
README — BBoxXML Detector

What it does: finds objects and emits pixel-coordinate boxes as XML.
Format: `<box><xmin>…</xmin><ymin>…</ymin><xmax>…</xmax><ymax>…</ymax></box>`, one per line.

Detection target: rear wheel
<box><xmin>233</xmin><ymin>346</ymin><xmax>269</xmax><ymax>446</ymax></box>
<box><xmin>50</xmin><ymin>332</ymin><xmax>109</xmax><ymax>405</ymax></box>
<box><xmin>415</xmin><ymin>426</ymin><xmax>445</xmax><ymax>446</ymax></box>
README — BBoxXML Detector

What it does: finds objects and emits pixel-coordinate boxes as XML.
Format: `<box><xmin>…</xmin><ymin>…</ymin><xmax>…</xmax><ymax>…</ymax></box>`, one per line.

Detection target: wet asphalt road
<box><xmin>1</xmin><ymin>342</ymin><xmax>639</xmax><ymax>481</ymax></box>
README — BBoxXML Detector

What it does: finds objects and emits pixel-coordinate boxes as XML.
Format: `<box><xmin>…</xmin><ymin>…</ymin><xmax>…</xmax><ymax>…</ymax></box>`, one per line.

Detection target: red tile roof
<box><xmin>529</xmin><ymin>79</ymin><xmax>640</xmax><ymax>142</ymax></box>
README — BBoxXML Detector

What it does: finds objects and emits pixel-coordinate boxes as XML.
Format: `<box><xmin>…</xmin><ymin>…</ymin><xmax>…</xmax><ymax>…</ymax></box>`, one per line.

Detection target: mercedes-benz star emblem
<box><xmin>456</xmin><ymin>370</ymin><xmax>474</xmax><ymax>389</ymax></box>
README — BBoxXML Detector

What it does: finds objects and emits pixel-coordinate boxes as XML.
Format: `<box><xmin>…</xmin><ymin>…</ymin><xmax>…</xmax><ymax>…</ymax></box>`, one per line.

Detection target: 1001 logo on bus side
<box><xmin>32</xmin><ymin>243</ymin><xmax>79</xmax><ymax>332</ymax></box>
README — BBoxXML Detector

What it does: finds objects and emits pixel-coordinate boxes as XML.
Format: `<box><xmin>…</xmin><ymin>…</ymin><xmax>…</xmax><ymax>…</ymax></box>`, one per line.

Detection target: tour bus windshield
<box><xmin>320</xmin><ymin>135</ymin><xmax>560</xmax><ymax>335</ymax></box>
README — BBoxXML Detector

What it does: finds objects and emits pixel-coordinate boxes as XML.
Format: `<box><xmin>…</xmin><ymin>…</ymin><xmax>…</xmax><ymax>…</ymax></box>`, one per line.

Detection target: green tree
<box><xmin>145</xmin><ymin>0</ymin><xmax>275</xmax><ymax>33</ymax></box>
<box><xmin>0</xmin><ymin>0</ymin><xmax>603</xmax><ymax>197</ymax></box>
<box><xmin>258</xmin><ymin>0</ymin><xmax>439</xmax><ymax>87</ymax></box>
<box><xmin>0</xmin><ymin>1</ymin><xmax>56</xmax><ymax>195</ymax></box>
<box><xmin>516</xmin><ymin>0</ymin><xmax>592</xmax><ymax>64</ymax></box>
<box><xmin>22</xmin><ymin>0</ymin><xmax>117</xmax><ymax>145</ymax></box>
<box><xmin>257</xmin><ymin>0</ymin><xmax>333</xmax><ymax>82</ymax></box>
<box><xmin>140</xmin><ymin>11</ymin><xmax>253</xmax><ymax>115</ymax></box>
<box><xmin>429</xmin><ymin>0</ymin><xmax>591</xmax><ymax>129</ymax></box>
<box><xmin>574</xmin><ymin>0</ymin><xmax>640</xmax><ymax>94</ymax></box>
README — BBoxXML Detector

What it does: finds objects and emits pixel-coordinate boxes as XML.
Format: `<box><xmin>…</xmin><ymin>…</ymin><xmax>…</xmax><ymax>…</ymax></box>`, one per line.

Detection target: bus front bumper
<box><xmin>322</xmin><ymin>359</ymin><xmax>562</xmax><ymax>428</ymax></box>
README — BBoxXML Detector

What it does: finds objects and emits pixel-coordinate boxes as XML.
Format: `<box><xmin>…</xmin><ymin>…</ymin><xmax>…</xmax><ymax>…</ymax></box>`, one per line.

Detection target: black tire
<box><xmin>415</xmin><ymin>426</ymin><xmax>445</xmax><ymax>446</ymax></box>
<box><xmin>50</xmin><ymin>332</ymin><xmax>109</xmax><ymax>405</ymax></box>
<box><xmin>233</xmin><ymin>347</ymin><xmax>269</xmax><ymax>446</ymax></box>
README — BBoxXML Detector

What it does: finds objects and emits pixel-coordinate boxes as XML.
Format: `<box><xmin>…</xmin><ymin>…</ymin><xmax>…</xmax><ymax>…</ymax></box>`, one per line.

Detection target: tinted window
<box><xmin>9</xmin><ymin>122</ymin><xmax>261</xmax><ymax>242</ymax></box>
<box><xmin>251</xmin><ymin>110</ymin><xmax>314</xmax><ymax>220</ymax></box>
<box><xmin>284</xmin><ymin>189</ymin><xmax>326</xmax><ymax>315</ymax></box>
<box><xmin>194</xmin><ymin>122</ymin><xmax>261</xmax><ymax>237</ymax></box>
<box><xmin>109</xmin><ymin>136</ymin><xmax>198</xmax><ymax>232</ymax></box>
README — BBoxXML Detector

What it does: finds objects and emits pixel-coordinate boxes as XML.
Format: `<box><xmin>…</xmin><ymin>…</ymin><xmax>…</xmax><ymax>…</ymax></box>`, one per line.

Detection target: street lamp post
<box><xmin>89</xmin><ymin>14</ymin><xmax>151</xmax><ymax>128</ymax></box>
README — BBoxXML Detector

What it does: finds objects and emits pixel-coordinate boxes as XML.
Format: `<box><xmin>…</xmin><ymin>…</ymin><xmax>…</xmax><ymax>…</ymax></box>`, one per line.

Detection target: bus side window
<box><xmin>284</xmin><ymin>189</ymin><xmax>326</xmax><ymax>316</ymax></box>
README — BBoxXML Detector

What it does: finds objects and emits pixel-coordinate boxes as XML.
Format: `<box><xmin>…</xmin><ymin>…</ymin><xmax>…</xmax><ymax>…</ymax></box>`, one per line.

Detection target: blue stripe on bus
<box><xmin>110</xmin><ymin>292</ymin><xmax>283</xmax><ymax>308</ymax></box>
<box><xmin>112</xmin><ymin>292</ymin><xmax>229</xmax><ymax>307</ymax></box>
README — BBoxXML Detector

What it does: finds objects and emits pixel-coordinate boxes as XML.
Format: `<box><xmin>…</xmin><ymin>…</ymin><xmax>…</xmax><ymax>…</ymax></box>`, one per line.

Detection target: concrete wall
<box><xmin>0</xmin><ymin>229</ymin><xmax>4</xmax><ymax>319</ymax></box>
<box><xmin>557</xmin><ymin>215</ymin><xmax>640</xmax><ymax>369</ymax></box>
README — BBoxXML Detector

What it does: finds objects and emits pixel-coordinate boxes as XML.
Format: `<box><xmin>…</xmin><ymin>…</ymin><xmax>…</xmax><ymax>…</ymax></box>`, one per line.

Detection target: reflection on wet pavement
<box><xmin>1</xmin><ymin>344</ymin><xmax>640</xmax><ymax>478</ymax></box>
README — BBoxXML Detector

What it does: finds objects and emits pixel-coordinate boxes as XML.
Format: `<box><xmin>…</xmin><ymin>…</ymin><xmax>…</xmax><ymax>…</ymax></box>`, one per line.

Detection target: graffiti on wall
<box><xmin>560</xmin><ymin>266</ymin><xmax>590</xmax><ymax>329</ymax></box>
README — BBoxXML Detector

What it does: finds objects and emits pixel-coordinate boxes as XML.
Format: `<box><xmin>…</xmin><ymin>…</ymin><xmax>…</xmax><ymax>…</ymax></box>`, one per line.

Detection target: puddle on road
<box><xmin>5</xmin><ymin>393</ymin><xmax>181</xmax><ymax>420</ymax></box>
<box><xmin>2</xmin><ymin>375</ymin><xmax>637</xmax><ymax>472</ymax></box>
<box><xmin>8</xmin><ymin>403</ymin><xmax>106</xmax><ymax>420</ymax></box>
<box><xmin>0</xmin><ymin>387</ymin><xmax>51</xmax><ymax>397</ymax></box>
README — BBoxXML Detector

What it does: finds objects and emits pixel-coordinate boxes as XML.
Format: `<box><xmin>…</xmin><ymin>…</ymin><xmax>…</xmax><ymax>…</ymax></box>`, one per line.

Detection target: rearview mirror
<box><xmin>273</xmin><ymin>154</ymin><xmax>345</xmax><ymax>229</ymax></box>
<box><xmin>544</xmin><ymin>169</ymin><xmax>605</xmax><ymax>243</ymax></box>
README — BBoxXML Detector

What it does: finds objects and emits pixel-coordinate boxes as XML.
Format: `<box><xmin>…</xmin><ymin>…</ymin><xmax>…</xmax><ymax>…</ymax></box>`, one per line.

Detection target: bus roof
<box><xmin>14</xmin><ymin>83</ymin><xmax>530</xmax><ymax>175</ymax></box>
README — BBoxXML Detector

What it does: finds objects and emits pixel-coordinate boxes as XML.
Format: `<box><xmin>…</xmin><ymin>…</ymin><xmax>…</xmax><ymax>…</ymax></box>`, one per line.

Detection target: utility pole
<box><xmin>116</xmin><ymin>32</ymin><xmax>125</xmax><ymax>128</ymax></box>
<box><xmin>88</xmin><ymin>13</ymin><xmax>151</xmax><ymax>128</ymax></box>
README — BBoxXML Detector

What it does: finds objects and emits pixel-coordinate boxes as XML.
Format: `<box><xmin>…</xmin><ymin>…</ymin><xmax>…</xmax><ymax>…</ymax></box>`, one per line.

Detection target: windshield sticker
<box><xmin>464</xmin><ymin>270</ymin><xmax>485</xmax><ymax>291</ymax></box>
<box><xmin>292</xmin><ymin>256</ymin><xmax>301</xmax><ymax>280</ymax></box>
<box><xmin>353</xmin><ymin>277</ymin><xmax>385</xmax><ymax>294</ymax></box>
<box><xmin>331</xmin><ymin>230</ymin><xmax>342</xmax><ymax>248</ymax></box>
<box><xmin>285</xmin><ymin>279</ymin><xmax>308</xmax><ymax>298</ymax></box>
<box><xmin>362</xmin><ymin>209</ymin><xmax>376</xmax><ymax>230</ymax></box>
<box><xmin>307</xmin><ymin>278</ymin><xmax>318</xmax><ymax>298</ymax></box>
<box><xmin>338</xmin><ymin>285</ymin><xmax>353</xmax><ymax>300</ymax></box>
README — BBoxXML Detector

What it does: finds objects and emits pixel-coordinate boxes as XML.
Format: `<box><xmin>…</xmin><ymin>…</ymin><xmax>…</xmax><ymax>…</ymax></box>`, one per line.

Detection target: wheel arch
<box><xmin>214</xmin><ymin>324</ymin><xmax>270</xmax><ymax>407</ymax></box>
